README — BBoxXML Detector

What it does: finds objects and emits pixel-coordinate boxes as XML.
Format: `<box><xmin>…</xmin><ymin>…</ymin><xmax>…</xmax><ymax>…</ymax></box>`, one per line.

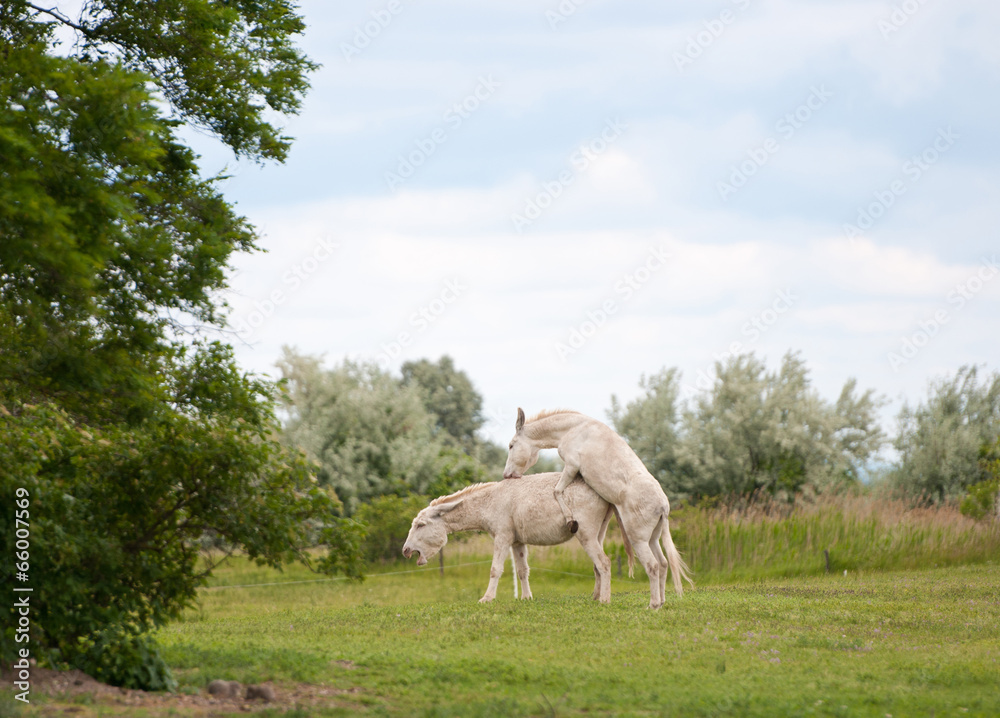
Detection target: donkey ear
<box><xmin>432</xmin><ymin>499</ymin><xmax>463</xmax><ymax>516</ymax></box>
<box><xmin>515</xmin><ymin>407</ymin><xmax>525</xmax><ymax>432</ymax></box>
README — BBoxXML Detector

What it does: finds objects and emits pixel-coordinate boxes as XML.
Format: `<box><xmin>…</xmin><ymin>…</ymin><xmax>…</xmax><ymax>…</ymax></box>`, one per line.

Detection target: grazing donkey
<box><xmin>502</xmin><ymin>409</ymin><xmax>693</xmax><ymax>609</ymax></box>
<box><xmin>402</xmin><ymin>473</ymin><xmax>633</xmax><ymax>604</ymax></box>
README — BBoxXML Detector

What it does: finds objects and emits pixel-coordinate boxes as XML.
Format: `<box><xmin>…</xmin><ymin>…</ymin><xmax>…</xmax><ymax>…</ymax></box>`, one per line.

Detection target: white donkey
<box><xmin>402</xmin><ymin>473</ymin><xmax>634</xmax><ymax>603</ymax></box>
<box><xmin>502</xmin><ymin>409</ymin><xmax>693</xmax><ymax>609</ymax></box>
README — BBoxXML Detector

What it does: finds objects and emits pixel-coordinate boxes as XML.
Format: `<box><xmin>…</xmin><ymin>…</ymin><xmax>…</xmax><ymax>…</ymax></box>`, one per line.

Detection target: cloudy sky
<box><xmin>187</xmin><ymin>0</ymin><xmax>999</xmax><ymax>445</ymax></box>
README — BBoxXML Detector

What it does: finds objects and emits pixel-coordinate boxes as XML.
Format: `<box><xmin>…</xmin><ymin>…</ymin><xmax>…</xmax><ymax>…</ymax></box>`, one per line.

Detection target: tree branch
<box><xmin>24</xmin><ymin>2</ymin><xmax>88</xmax><ymax>33</ymax></box>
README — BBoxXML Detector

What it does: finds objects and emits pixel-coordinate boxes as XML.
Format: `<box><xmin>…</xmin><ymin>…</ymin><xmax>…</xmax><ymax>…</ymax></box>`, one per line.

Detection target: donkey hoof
<box><xmin>568</xmin><ymin>521</ymin><xmax>579</xmax><ymax>534</ymax></box>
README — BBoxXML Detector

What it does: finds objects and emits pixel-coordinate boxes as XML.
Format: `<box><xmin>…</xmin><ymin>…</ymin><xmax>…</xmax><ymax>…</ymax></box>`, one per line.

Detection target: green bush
<box><xmin>73</xmin><ymin>627</ymin><xmax>177</xmax><ymax>692</ymax></box>
<box><xmin>960</xmin><ymin>480</ymin><xmax>999</xmax><ymax>521</ymax></box>
<box><xmin>961</xmin><ymin>437</ymin><xmax>1000</xmax><ymax>521</ymax></box>
<box><xmin>0</xmin><ymin>388</ymin><xmax>363</xmax><ymax>690</ymax></box>
<box><xmin>355</xmin><ymin>494</ymin><xmax>431</xmax><ymax>563</ymax></box>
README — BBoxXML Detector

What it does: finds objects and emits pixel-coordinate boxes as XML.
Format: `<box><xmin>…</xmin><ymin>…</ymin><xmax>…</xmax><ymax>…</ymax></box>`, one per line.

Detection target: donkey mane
<box><xmin>428</xmin><ymin>482</ymin><xmax>497</xmax><ymax>506</ymax></box>
<box><xmin>526</xmin><ymin>408</ymin><xmax>582</xmax><ymax>424</ymax></box>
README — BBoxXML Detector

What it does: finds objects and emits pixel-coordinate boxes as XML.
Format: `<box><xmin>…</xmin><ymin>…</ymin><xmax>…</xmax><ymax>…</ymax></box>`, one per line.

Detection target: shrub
<box><xmin>0</xmin><ymin>390</ymin><xmax>363</xmax><ymax>689</ymax></box>
<box><xmin>960</xmin><ymin>480</ymin><xmax>999</xmax><ymax>521</ymax></box>
<box><xmin>355</xmin><ymin>494</ymin><xmax>432</xmax><ymax>563</ymax></box>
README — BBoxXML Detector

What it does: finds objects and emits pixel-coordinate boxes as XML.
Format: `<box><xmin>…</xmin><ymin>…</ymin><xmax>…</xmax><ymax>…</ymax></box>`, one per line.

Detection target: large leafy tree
<box><xmin>399</xmin><ymin>354</ymin><xmax>511</xmax><ymax>473</ymax></box>
<box><xmin>277</xmin><ymin>349</ymin><xmax>495</xmax><ymax>513</ymax></box>
<box><xmin>609</xmin><ymin>367</ymin><xmax>683</xmax><ymax>491</ymax></box>
<box><xmin>680</xmin><ymin>353</ymin><xmax>885</xmax><ymax>498</ymax></box>
<box><xmin>277</xmin><ymin>349</ymin><xmax>444</xmax><ymax>512</ymax></box>
<box><xmin>891</xmin><ymin>365</ymin><xmax>1000</xmax><ymax>501</ymax></box>
<box><xmin>401</xmin><ymin>355</ymin><xmax>486</xmax><ymax>452</ymax></box>
<box><xmin>0</xmin><ymin>1</ymin><xmax>361</xmax><ymax>689</ymax></box>
<box><xmin>611</xmin><ymin>353</ymin><xmax>885</xmax><ymax>500</ymax></box>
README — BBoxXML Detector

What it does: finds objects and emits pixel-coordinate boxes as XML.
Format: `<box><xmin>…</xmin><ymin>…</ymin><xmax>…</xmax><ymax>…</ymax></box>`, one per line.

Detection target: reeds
<box><xmin>670</xmin><ymin>491</ymin><xmax>1000</xmax><ymax>582</ymax></box>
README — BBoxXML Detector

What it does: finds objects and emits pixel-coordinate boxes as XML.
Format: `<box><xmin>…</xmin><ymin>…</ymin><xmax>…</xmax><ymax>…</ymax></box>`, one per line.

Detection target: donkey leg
<box><xmin>552</xmin><ymin>464</ymin><xmax>581</xmax><ymax>533</ymax></box>
<box><xmin>593</xmin><ymin>504</ymin><xmax>612</xmax><ymax>600</ymax></box>
<box><xmin>511</xmin><ymin>542</ymin><xmax>532</xmax><ymax>600</ymax></box>
<box><xmin>480</xmin><ymin>539</ymin><xmax>511</xmax><ymax>603</ymax></box>
<box><xmin>577</xmin><ymin>532</ymin><xmax>612</xmax><ymax>604</ymax></box>
<box><xmin>650</xmin><ymin>532</ymin><xmax>669</xmax><ymax>608</ymax></box>
<box><xmin>630</xmin><ymin>541</ymin><xmax>662</xmax><ymax>610</ymax></box>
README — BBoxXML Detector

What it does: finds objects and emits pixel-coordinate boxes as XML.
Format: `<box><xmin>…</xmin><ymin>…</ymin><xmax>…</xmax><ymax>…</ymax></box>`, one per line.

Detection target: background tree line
<box><xmin>277</xmin><ymin>349</ymin><xmax>1000</xmax><ymax>549</ymax></box>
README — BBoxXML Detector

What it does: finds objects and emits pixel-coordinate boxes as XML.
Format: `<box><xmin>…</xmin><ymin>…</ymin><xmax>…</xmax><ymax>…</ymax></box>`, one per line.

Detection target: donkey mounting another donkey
<box><xmin>503</xmin><ymin>408</ymin><xmax>692</xmax><ymax>609</ymax></box>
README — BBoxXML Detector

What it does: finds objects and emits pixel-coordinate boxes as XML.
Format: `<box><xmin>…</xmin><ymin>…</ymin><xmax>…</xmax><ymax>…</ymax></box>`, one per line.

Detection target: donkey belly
<box><xmin>515</xmin><ymin>523</ymin><xmax>574</xmax><ymax>546</ymax></box>
<box><xmin>511</xmin><ymin>482</ymin><xmax>605</xmax><ymax>546</ymax></box>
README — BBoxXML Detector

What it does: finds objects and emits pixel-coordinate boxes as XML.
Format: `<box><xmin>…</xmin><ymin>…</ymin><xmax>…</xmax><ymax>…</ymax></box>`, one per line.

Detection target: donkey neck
<box><xmin>524</xmin><ymin>412</ymin><xmax>591</xmax><ymax>447</ymax></box>
<box><xmin>440</xmin><ymin>486</ymin><xmax>494</xmax><ymax>534</ymax></box>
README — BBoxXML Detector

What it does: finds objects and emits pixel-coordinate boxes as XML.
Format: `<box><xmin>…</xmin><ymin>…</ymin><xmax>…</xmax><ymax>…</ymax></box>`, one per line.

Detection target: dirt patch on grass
<box><xmin>1</xmin><ymin>667</ymin><xmax>363</xmax><ymax>716</ymax></box>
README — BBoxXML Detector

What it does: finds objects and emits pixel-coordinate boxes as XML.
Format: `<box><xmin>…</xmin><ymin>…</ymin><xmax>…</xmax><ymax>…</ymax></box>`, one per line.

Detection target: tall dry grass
<box><xmin>359</xmin><ymin>491</ymin><xmax>999</xmax><ymax>585</ymax></box>
<box><xmin>669</xmin><ymin>491</ymin><xmax>1000</xmax><ymax>582</ymax></box>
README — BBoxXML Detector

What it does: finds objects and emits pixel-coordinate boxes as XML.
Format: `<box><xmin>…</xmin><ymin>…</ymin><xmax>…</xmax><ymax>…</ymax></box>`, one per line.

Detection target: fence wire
<box><xmin>200</xmin><ymin>560</ymin><xmax>596</xmax><ymax>590</ymax></box>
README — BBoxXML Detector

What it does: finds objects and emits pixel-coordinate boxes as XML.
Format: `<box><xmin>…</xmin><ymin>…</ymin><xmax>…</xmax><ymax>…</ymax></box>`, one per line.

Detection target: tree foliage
<box><xmin>609</xmin><ymin>367</ymin><xmax>683</xmax><ymax>490</ymax></box>
<box><xmin>401</xmin><ymin>355</ymin><xmax>485</xmax><ymax>453</ymax></box>
<box><xmin>0</xmin><ymin>346</ymin><xmax>364</xmax><ymax>685</ymax></box>
<box><xmin>399</xmin><ymin>354</ymin><xmax>511</xmax><ymax>473</ymax></box>
<box><xmin>892</xmin><ymin>366</ymin><xmax>1000</xmax><ymax>502</ymax></box>
<box><xmin>277</xmin><ymin>349</ymin><xmax>494</xmax><ymax>514</ymax></box>
<box><xmin>6</xmin><ymin>0</ymin><xmax>316</xmax><ymax>161</ymax></box>
<box><xmin>959</xmin><ymin>437</ymin><xmax>1000</xmax><ymax>521</ymax></box>
<box><xmin>0</xmin><ymin>1</ymin><xmax>361</xmax><ymax>688</ymax></box>
<box><xmin>354</xmin><ymin>494</ymin><xmax>432</xmax><ymax>564</ymax></box>
<box><xmin>610</xmin><ymin>353</ymin><xmax>885</xmax><ymax>501</ymax></box>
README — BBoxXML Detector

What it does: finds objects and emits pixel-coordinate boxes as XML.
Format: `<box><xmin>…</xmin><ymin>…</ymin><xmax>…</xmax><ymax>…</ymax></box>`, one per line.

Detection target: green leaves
<box><xmin>277</xmin><ymin>350</ymin><xmax>444</xmax><ymax>513</ymax></box>
<box><xmin>57</xmin><ymin>0</ymin><xmax>316</xmax><ymax>161</ymax></box>
<box><xmin>0</xmin><ymin>356</ymin><xmax>364</xmax><ymax>684</ymax></box>
<box><xmin>0</xmin><ymin>34</ymin><xmax>256</xmax><ymax>420</ymax></box>
<box><xmin>892</xmin><ymin>366</ymin><xmax>1000</xmax><ymax>501</ymax></box>
<box><xmin>355</xmin><ymin>494</ymin><xmax>429</xmax><ymax>563</ymax></box>
<box><xmin>401</xmin><ymin>356</ymin><xmax>487</xmax><ymax>453</ymax></box>
<box><xmin>1</xmin><ymin>0</ymin><xmax>337</xmax><ymax>691</ymax></box>
<box><xmin>610</xmin><ymin>353</ymin><xmax>886</xmax><ymax>500</ymax></box>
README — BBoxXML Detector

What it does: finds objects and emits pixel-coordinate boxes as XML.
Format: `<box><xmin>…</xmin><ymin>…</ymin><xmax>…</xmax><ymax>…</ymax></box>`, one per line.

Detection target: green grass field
<box><xmin>147</xmin><ymin>529</ymin><xmax>1000</xmax><ymax>718</ymax></box>
<box><xmin>16</xmin><ymin>497</ymin><xmax>1000</xmax><ymax>717</ymax></box>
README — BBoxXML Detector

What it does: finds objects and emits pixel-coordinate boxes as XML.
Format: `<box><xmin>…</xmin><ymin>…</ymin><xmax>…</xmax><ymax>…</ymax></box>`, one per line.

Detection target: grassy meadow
<box><xmin>23</xmin><ymin>496</ymin><xmax>1000</xmax><ymax>717</ymax></box>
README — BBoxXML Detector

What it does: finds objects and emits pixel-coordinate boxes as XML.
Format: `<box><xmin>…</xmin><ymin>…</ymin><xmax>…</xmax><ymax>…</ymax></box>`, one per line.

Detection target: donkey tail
<box><xmin>661</xmin><ymin>509</ymin><xmax>694</xmax><ymax>596</ymax></box>
<box><xmin>612</xmin><ymin>505</ymin><xmax>636</xmax><ymax>578</ymax></box>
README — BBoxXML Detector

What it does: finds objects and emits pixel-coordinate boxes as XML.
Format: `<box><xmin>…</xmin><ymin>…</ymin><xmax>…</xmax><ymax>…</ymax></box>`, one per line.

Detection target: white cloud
<box><xmin>200</xmin><ymin>0</ymin><xmax>1000</xmax><ymax>447</ymax></box>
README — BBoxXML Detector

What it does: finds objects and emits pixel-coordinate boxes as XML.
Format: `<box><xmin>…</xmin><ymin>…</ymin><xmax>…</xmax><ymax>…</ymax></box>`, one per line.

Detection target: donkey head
<box><xmin>401</xmin><ymin>500</ymin><xmax>463</xmax><ymax>565</ymax></box>
<box><xmin>502</xmin><ymin>407</ymin><xmax>539</xmax><ymax>479</ymax></box>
